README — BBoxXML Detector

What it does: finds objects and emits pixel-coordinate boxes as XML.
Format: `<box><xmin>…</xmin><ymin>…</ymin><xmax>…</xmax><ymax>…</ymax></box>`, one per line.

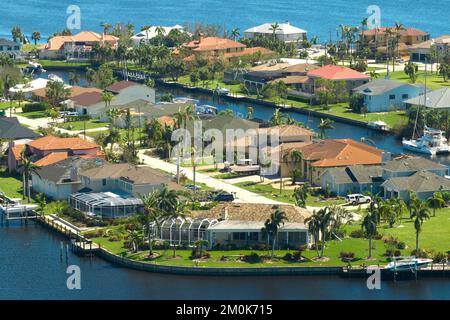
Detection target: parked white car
<box><xmin>345</xmin><ymin>194</ymin><xmax>371</xmax><ymax>205</ymax></box>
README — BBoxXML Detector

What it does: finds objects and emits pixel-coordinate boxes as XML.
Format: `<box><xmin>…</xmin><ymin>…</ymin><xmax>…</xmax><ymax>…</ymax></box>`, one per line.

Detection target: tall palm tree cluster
<box><xmin>137</xmin><ymin>187</ymin><xmax>188</xmax><ymax>258</ymax></box>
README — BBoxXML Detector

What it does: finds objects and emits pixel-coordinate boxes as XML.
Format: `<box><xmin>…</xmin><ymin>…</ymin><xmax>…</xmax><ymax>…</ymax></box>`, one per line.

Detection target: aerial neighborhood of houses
<box><xmin>0</xmin><ymin>19</ymin><xmax>449</xmax><ymax>267</ymax></box>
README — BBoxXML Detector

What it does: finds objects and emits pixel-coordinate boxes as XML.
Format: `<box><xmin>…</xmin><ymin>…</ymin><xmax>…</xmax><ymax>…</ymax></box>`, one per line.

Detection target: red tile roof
<box><xmin>34</xmin><ymin>152</ymin><xmax>69</xmax><ymax>167</ymax></box>
<box><xmin>363</xmin><ymin>27</ymin><xmax>429</xmax><ymax>37</ymax></box>
<box><xmin>11</xmin><ymin>144</ymin><xmax>25</xmax><ymax>161</ymax></box>
<box><xmin>184</xmin><ymin>37</ymin><xmax>246</xmax><ymax>51</ymax></box>
<box><xmin>307</xmin><ymin>65</ymin><xmax>370</xmax><ymax>80</ymax></box>
<box><xmin>27</xmin><ymin>135</ymin><xmax>99</xmax><ymax>151</ymax></box>
<box><xmin>300</xmin><ymin>139</ymin><xmax>382</xmax><ymax>168</ymax></box>
<box><xmin>71</xmin><ymin>92</ymin><xmax>103</xmax><ymax>107</ymax></box>
<box><xmin>106</xmin><ymin>80</ymin><xmax>139</xmax><ymax>93</ymax></box>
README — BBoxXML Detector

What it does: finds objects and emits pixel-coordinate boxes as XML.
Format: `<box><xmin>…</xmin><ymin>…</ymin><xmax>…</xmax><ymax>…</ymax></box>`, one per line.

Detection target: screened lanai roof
<box><xmin>71</xmin><ymin>190</ymin><xmax>143</xmax><ymax>207</ymax></box>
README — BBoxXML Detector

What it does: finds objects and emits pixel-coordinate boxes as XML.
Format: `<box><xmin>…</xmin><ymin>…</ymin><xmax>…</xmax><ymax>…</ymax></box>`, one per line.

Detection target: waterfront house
<box><xmin>306</xmin><ymin>65</ymin><xmax>370</xmax><ymax>96</ymax></box>
<box><xmin>244</xmin><ymin>23</ymin><xmax>307</xmax><ymax>43</ymax></box>
<box><xmin>362</xmin><ymin>27</ymin><xmax>430</xmax><ymax>57</ymax></box>
<box><xmin>69</xmin><ymin>163</ymin><xmax>177</xmax><ymax>218</ymax></box>
<box><xmin>319</xmin><ymin>155</ymin><xmax>449</xmax><ymax>198</ymax></box>
<box><xmin>353</xmin><ymin>79</ymin><xmax>424</xmax><ymax>112</ymax></box>
<box><xmin>404</xmin><ymin>88</ymin><xmax>450</xmax><ymax>110</ymax></box>
<box><xmin>31</xmin><ymin>156</ymin><xmax>105</xmax><ymax>200</ymax></box>
<box><xmin>298</xmin><ymin>139</ymin><xmax>383</xmax><ymax>186</ymax></box>
<box><xmin>71</xmin><ymin>80</ymin><xmax>156</xmax><ymax>116</ymax></box>
<box><xmin>38</xmin><ymin>31</ymin><xmax>119</xmax><ymax>60</ymax></box>
<box><xmin>409</xmin><ymin>35</ymin><xmax>450</xmax><ymax>62</ymax></box>
<box><xmin>243</xmin><ymin>63</ymin><xmax>319</xmax><ymax>94</ymax></box>
<box><xmin>152</xmin><ymin>203</ymin><xmax>311</xmax><ymax>249</ymax></box>
<box><xmin>381</xmin><ymin>156</ymin><xmax>448</xmax><ymax>179</ymax></box>
<box><xmin>0</xmin><ymin>38</ymin><xmax>22</xmax><ymax>59</ymax></box>
<box><xmin>32</xmin><ymin>85</ymin><xmax>102</xmax><ymax>103</ymax></box>
<box><xmin>382</xmin><ymin>170</ymin><xmax>450</xmax><ymax>201</ymax></box>
<box><xmin>104</xmin><ymin>80</ymin><xmax>156</xmax><ymax>104</ymax></box>
<box><xmin>9</xmin><ymin>78</ymin><xmax>50</xmax><ymax>100</ymax></box>
<box><xmin>320</xmin><ymin>165</ymin><xmax>384</xmax><ymax>196</ymax></box>
<box><xmin>181</xmin><ymin>36</ymin><xmax>273</xmax><ymax>61</ymax></box>
<box><xmin>7</xmin><ymin>135</ymin><xmax>102</xmax><ymax>172</ymax></box>
<box><xmin>131</xmin><ymin>25</ymin><xmax>187</xmax><ymax>45</ymax></box>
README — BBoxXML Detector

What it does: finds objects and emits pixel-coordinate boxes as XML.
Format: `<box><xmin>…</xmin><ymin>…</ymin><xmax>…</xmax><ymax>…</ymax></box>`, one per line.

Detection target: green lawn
<box><xmin>0</xmin><ymin>101</ymin><xmax>20</xmax><ymax>111</ymax></box>
<box><xmin>381</xmin><ymin>70</ymin><xmax>450</xmax><ymax>90</ymax></box>
<box><xmin>38</xmin><ymin>59</ymin><xmax>93</xmax><ymax>68</ymax></box>
<box><xmin>20</xmin><ymin>110</ymin><xmax>48</xmax><ymax>119</ymax></box>
<box><xmin>90</xmin><ymin>208</ymin><xmax>449</xmax><ymax>268</ymax></box>
<box><xmin>57</xmin><ymin>119</ymin><xmax>108</xmax><ymax>131</ymax></box>
<box><xmin>234</xmin><ymin>181</ymin><xmax>345</xmax><ymax>207</ymax></box>
<box><xmin>0</xmin><ymin>168</ymin><xmax>34</xmax><ymax>203</ymax></box>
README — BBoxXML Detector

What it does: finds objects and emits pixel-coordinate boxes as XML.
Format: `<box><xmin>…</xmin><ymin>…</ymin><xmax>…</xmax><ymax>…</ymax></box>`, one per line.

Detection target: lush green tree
<box><xmin>361</xmin><ymin>204</ymin><xmax>378</xmax><ymax>258</ymax></box>
<box><xmin>293</xmin><ymin>183</ymin><xmax>309</xmax><ymax>208</ymax></box>
<box><xmin>31</xmin><ymin>31</ymin><xmax>41</xmax><ymax>45</ymax></box>
<box><xmin>427</xmin><ymin>192</ymin><xmax>444</xmax><ymax>217</ymax></box>
<box><xmin>411</xmin><ymin>201</ymin><xmax>430</xmax><ymax>251</ymax></box>
<box><xmin>18</xmin><ymin>150</ymin><xmax>40</xmax><ymax>202</ymax></box>
<box><xmin>318</xmin><ymin>118</ymin><xmax>334</xmax><ymax>139</ymax></box>
<box><xmin>45</xmin><ymin>80</ymin><xmax>71</xmax><ymax>109</ymax></box>
<box><xmin>261</xmin><ymin>209</ymin><xmax>288</xmax><ymax>258</ymax></box>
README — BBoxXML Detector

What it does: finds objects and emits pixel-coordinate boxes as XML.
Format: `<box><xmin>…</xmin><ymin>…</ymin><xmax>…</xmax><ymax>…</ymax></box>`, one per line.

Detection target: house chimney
<box><xmin>70</xmin><ymin>167</ymin><xmax>78</xmax><ymax>182</ymax></box>
<box><xmin>220</xmin><ymin>207</ymin><xmax>229</xmax><ymax>220</ymax></box>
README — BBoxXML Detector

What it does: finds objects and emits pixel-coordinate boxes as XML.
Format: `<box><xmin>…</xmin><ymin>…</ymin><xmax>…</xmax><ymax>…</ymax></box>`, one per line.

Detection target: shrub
<box><xmin>241</xmin><ymin>253</ymin><xmax>262</xmax><ymax>263</ymax></box>
<box><xmin>350</xmin><ymin>230</ymin><xmax>365</xmax><ymax>238</ymax></box>
<box><xmin>373</xmin><ymin>233</ymin><xmax>383</xmax><ymax>240</ymax></box>
<box><xmin>340</xmin><ymin>251</ymin><xmax>355</xmax><ymax>262</ymax></box>
<box><xmin>83</xmin><ymin>230</ymin><xmax>104</xmax><ymax>239</ymax></box>
<box><xmin>397</xmin><ymin>241</ymin><xmax>406</xmax><ymax>250</ymax></box>
<box><xmin>432</xmin><ymin>252</ymin><xmax>447</xmax><ymax>263</ymax></box>
<box><xmin>283</xmin><ymin>253</ymin><xmax>293</xmax><ymax>261</ymax></box>
<box><xmin>411</xmin><ymin>249</ymin><xmax>429</xmax><ymax>258</ymax></box>
<box><xmin>22</xmin><ymin>102</ymin><xmax>49</xmax><ymax>112</ymax></box>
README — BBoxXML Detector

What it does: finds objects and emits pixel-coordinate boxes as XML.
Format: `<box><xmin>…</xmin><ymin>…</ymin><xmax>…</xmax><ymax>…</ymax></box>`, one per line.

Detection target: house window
<box><xmin>102</xmin><ymin>179</ymin><xmax>107</xmax><ymax>186</ymax></box>
<box><xmin>402</xmin><ymin>94</ymin><xmax>409</xmax><ymax>99</ymax></box>
<box><xmin>233</xmin><ymin>232</ymin><xmax>246</xmax><ymax>241</ymax></box>
<box><xmin>248</xmin><ymin>232</ymin><xmax>258</xmax><ymax>241</ymax></box>
<box><xmin>389</xmin><ymin>94</ymin><xmax>396</xmax><ymax>100</ymax></box>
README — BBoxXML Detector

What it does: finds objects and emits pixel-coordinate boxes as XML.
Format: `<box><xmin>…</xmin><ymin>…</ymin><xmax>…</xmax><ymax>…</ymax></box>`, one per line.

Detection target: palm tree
<box><xmin>318</xmin><ymin>118</ymin><xmax>334</xmax><ymax>139</ymax></box>
<box><xmin>68</xmin><ymin>72</ymin><xmax>80</xmax><ymax>86</ymax></box>
<box><xmin>269</xmin><ymin>108</ymin><xmax>286</xmax><ymax>126</ymax></box>
<box><xmin>106</xmin><ymin>128</ymin><xmax>121</xmax><ymax>153</ymax></box>
<box><xmin>361</xmin><ymin>205</ymin><xmax>378</xmax><ymax>259</ymax></box>
<box><xmin>140</xmin><ymin>191</ymin><xmax>164</xmax><ymax>257</ymax></box>
<box><xmin>305</xmin><ymin>211</ymin><xmax>321</xmax><ymax>257</ymax></box>
<box><xmin>101</xmin><ymin>91</ymin><xmax>114</xmax><ymax>110</ymax></box>
<box><xmin>127</xmin><ymin>229</ymin><xmax>142</xmax><ymax>253</ymax></box>
<box><xmin>269</xmin><ymin>23</ymin><xmax>281</xmax><ymax>40</ymax></box>
<box><xmin>18</xmin><ymin>150</ymin><xmax>40</xmax><ymax>202</ymax></box>
<box><xmin>164</xmin><ymin>198</ymin><xmax>187</xmax><ymax>258</ymax></box>
<box><xmin>289</xmin><ymin>149</ymin><xmax>302</xmax><ymax>183</ymax></box>
<box><xmin>100</xmin><ymin>22</ymin><xmax>112</xmax><ymax>35</ymax></box>
<box><xmin>317</xmin><ymin>207</ymin><xmax>334</xmax><ymax>257</ymax></box>
<box><xmin>369</xmin><ymin>70</ymin><xmax>379</xmax><ymax>79</ymax></box>
<box><xmin>230</xmin><ymin>28</ymin><xmax>240</xmax><ymax>41</ymax></box>
<box><xmin>394</xmin><ymin>22</ymin><xmax>405</xmax><ymax>61</ymax></box>
<box><xmin>45</xmin><ymin>81</ymin><xmax>71</xmax><ymax>109</ymax></box>
<box><xmin>261</xmin><ymin>209</ymin><xmax>288</xmax><ymax>258</ymax></box>
<box><xmin>293</xmin><ymin>183</ymin><xmax>309</xmax><ymax>208</ymax></box>
<box><xmin>35</xmin><ymin>193</ymin><xmax>46</xmax><ymax>218</ymax></box>
<box><xmin>411</xmin><ymin>201</ymin><xmax>430</xmax><ymax>252</ymax></box>
<box><xmin>106</xmin><ymin>108</ymin><xmax>121</xmax><ymax>128</ymax></box>
<box><xmin>31</xmin><ymin>31</ymin><xmax>41</xmax><ymax>45</ymax></box>
<box><xmin>427</xmin><ymin>192</ymin><xmax>444</xmax><ymax>217</ymax></box>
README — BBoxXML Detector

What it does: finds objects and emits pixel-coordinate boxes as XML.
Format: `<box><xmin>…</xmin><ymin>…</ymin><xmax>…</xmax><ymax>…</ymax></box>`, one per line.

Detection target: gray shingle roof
<box><xmin>381</xmin><ymin>170</ymin><xmax>450</xmax><ymax>192</ymax></box>
<box><xmin>36</xmin><ymin>157</ymin><xmax>105</xmax><ymax>184</ymax></box>
<box><xmin>383</xmin><ymin>157</ymin><xmax>447</xmax><ymax>172</ymax></box>
<box><xmin>404</xmin><ymin>88</ymin><xmax>450</xmax><ymax>109</ymax></box>
<box><xmin>323</xmin><ymin>165</ymin><xmax>383</xmax><ymax>184</ymax></box>
<box><xmin>0</xmin><ymin>117</ymin><xmax>41</xmax><ymax>140</ymax></box>
<box><xmin>353</xmin><ymin>79</ymin><xmax>423</xmax><ymax>96</ymax></box>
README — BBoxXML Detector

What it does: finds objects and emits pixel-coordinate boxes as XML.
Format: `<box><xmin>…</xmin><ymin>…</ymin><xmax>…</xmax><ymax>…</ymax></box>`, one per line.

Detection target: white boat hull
<box><xmin>385</xmin><ymin>259</ymin><xmax>433</xmax><ymax>271</ymax></box>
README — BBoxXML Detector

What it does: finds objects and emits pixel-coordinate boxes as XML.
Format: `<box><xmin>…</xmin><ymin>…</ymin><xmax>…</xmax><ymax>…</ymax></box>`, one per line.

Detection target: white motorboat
<box><xmin>385</xmin><ymin>257</ymin><xmax>433</xmax><ymax>272</ymax></box>
<box><xmin>368</xmin><ymin>120</ymin><xmax>389</xmax><ymax>131</ymax></box>
<box><xmin>196</xmin><ymin>105</ymin><xmax>218</xmax><ymax>115</ymax></box>
<box><xmin>216</xmin><ymin>87</ymin><xmax>230</xmax><ymax>96</ymax></box>
<box><xmin>172</xmin><ymin>97</ymin><xmax>199</xmax><ymax>105</ymax></box>
<box><xmin>402</xmin><ymin>126</ymin><xmax>450</xmax><ymax>155</ymax></box>
<box><xmin>48</xmin><ymin>73</ymin><xmax>64</xmax><ymax>83</ymax></box>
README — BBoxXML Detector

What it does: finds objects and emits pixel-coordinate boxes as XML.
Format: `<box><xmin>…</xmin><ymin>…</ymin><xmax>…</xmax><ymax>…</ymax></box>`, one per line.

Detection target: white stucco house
<box><xmin>244</xmin><ymin>23</ymin><xmax>307</xmax><ymax>43</ymax></box>
<box><xmin>131</xmin><ymin>25</ymin><xmax>187</xmax><ymax>45</ymax></box>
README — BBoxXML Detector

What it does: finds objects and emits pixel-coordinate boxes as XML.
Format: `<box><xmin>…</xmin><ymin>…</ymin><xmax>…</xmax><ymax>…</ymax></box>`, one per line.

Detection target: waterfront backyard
<box><xmin>85</xmin><ymin>208</ymin><xmax>450</xmax><ymax>268</ymax></box>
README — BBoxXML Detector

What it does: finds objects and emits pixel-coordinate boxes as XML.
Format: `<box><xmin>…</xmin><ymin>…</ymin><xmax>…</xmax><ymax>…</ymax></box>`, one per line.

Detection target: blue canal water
<box><xmin>0</xmin><ymin>0</ymin><xmax>449</xmax><ymax>41</ymax></box>
<box><xmin>0</xmin><ymin>221</ymin><xmax>449</xmax><ymax>300</ymax></box>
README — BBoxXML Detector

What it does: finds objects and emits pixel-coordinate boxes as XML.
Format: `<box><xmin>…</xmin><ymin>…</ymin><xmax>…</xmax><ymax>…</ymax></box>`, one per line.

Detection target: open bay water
<box><xmin>0</xmin><ymin>0</ymin><xmax>449</xmax><ymax>41</ymax></box>
<box><xmin>0</xmin><ymin>221</ymin><xmax>449</xmax><ymax>300</ymax></box>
